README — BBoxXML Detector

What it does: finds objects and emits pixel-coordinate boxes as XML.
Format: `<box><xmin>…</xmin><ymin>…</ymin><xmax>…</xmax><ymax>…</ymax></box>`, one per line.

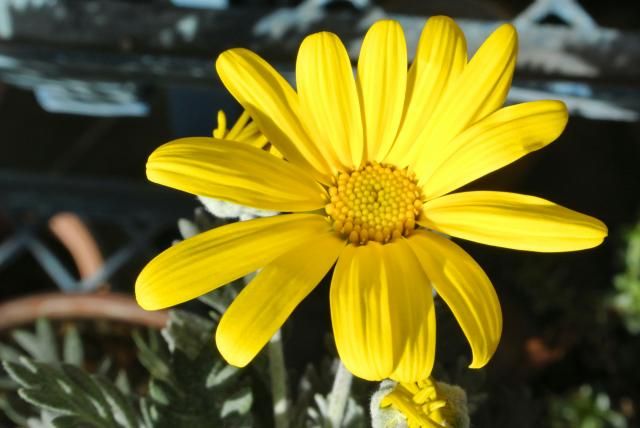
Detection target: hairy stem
<box><xmin>327</xmin><ymin>361</ymin><xmax>353</xmax><ymax>428</ymax></box>
<box><xmin>268</xmin><ymin>330</ymin><xmax>289</xmax><ymax>428</ymax></box>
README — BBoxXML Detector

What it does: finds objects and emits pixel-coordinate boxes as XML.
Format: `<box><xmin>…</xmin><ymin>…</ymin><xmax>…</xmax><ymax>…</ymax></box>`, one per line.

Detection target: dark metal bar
<box><xmin>0</xmin><ymin>230</ymin><xmax>29</xmax><ymax>269</ymax></box>
<box><xmin>0</xmin><ymin>170</ymin><xmax>196</xmax><ymax>220</ymax></box>
<box><xmin>25</xmin><ymin>237</ymin><xmax>78</xmax><ymax>292</ymax></box>
<box><xmin>0</xmin><ymin>170</ymin><xmax>197</xmax><ymax>293</ymax></box>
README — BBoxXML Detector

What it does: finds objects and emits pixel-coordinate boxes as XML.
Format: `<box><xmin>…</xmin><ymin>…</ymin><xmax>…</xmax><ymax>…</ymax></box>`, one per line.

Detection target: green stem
<box><xmin>327</xmin><ymin>361</ymin><xmax>353</xmax><ymax>428</ymax></box>
<box><xmin>268</xmin><ymin>330</ymin><xmax>289</xmax><ymax>428</ymax></box>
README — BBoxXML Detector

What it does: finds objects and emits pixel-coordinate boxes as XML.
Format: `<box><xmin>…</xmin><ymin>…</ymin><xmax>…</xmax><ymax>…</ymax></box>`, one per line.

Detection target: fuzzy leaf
<box><xmin>11</xmin><ymin>319</ymin><xmax>59</xmax><ymax>363</ymax></box>
<box><xmin>5</xmin><ymin>357</ymin><xmax>140</xmax><ymax>428</ymax></box>
<box><xmin>0</xmin><ymin>393</ymin><xmax>30</xmax><ymax>426</ymax></box>
<box><xmin>114</xmin><ymin>371</ymin><xmax>131</xmax><ymax>396</ymax></box>
<box><xmin>197</xmin><ymin>279</ymin><xmax>243</xmax><ymax>318</ymax></box>
<box><xmin>206</xmin><ymin>361</ymin><xmax>240</xmax><ymax>388</ymax></box>
<box><xmin>94</xmin><ymin>376</ymin><xmax>139</xmax><ymax>428</ymax></box>
<box><xmin>138</xmin><ymin>310</ymin><xmax>253</xmax><ymax>427</ymax></box>
<box><xmin>132</xmin><ymin>330</ymin><xmax>172</xmax><ymax>383</ymax></box>
<box><xmin>51</xmin><ymin>415</ymin><xmax>97</xmax><ymax>428</ymax></box>
<box><xmin>62</xmin><ymin>326</ymin><xmax>84</xmax><ymax>366</ymax></box>
<box><xmin>0</xmin><ymin>342</ymin><xmax>23</xmax><ymax>363</ymax></box>
<box><xmin>161</xmin><ymin>310</ymin><xmax>215</xmax><ymax>360</ymax></box>
<box><xmin>220</xmin><ymin>387</ymin><xmax>253</xmax><ymax>418</ymax></box>
<box><xmin>3</xmin><ymin>359</ymin><xmax>42</xmax><ymax>388</ymax></box>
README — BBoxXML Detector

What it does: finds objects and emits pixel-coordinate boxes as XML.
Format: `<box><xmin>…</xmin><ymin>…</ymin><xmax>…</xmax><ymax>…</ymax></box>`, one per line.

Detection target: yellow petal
<box><xmin>330</xmin><ymin>243</ymin><xmax>393</xmax><ymax>380</ymax></box>
<box><xmin>422</xmin><ymin>100</ymin><xmax>569</xmax><ymax>200</ymax></box>
<box><xmin>136</xmin><ymin>214</ymin><xmax>331</xmax><ymax>310</ymax></box>
<box><xmin>357</xmin><ymin>20</ymin><xmax>407</xmax><ymax>162</ymax></box>
<box><xmin>297</xmin><ymin>32</ymin><xmax>364</xmax><ymax>169</ymax></box>
<box><xmin>386</xmin><ymin>16</ymin><xmax>467</xmax><ymax>166</ymax></box>
<box><xmin>330</xmin><ymin>241</ymin><xmax>435</xmax><ymax>381</ymax></box>
<box><xmin>472</xmin><ymin>51</ymin><xmax>516</xmax><ymax>123</ymax></box>
<box><xmin>386</xmin><ymin>239</ymin><xmax>436</xmax><ymax>383</ymax></box>
<box><xmin>213</xmin><ymin>110</ymin><xmax>228</xmax><ymax>139</ymax></box>
<box><xmin>225</xmin><ymin>110</ymin><xmax>249</xmax><ymax>138</ymax></box>
<box><xmin>420</xmin><ymin>191</ymin><xmax>608</xmax><ymax>252</ymax></box>
<box><xmin>216</xmin><ymin>49</ymin><xmax>333</xmax><ymax>182</ymax></box>
<box><xmin>412</xmin><ymin>24</ymin><xmax>518</xmax><ymax>177</ymax></box>
<box><xmin>216</xmin><ymin>233</ymin><xmax>344</xmax><ymax>367</ymax></box>
<box><xmin>146</xmin><ymin>137</ymin><xmax>327</xmax><ymax>212</ymax></box>
<box><xmin>408</xmin><ymin>231</ymin><xmax>501</xmax><ymax>368</ymax></box>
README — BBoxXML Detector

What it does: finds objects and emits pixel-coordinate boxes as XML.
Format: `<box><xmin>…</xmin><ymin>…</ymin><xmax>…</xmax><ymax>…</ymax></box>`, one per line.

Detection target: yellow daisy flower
<box><xmin>136</xmin><ymin>17</ymin><xmax>607</xmax><ymax>382</ymax></box>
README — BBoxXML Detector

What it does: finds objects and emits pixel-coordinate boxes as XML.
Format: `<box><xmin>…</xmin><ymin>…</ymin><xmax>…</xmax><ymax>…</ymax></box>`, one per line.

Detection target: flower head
<box><xmin>373</xmin><ymin>378</ymin><xmax>469</xmax><ymax>428</ymax></box>
<box><xmin>136</xmin><ymin>17</ymin><xmax>607</xmax><ymax>382</ymax></box>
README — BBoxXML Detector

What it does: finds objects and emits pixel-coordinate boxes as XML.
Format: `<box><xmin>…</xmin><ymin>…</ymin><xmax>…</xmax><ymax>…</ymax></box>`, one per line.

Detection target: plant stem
<box><xmin>327</xmin><ymin>360</ymin><xmax>353</xmax><ymax>428</ymax></box>
<box><xmin>268</xmin><ymin>330</ymin><xmax>289</xmax><ymax>428</ymax></box>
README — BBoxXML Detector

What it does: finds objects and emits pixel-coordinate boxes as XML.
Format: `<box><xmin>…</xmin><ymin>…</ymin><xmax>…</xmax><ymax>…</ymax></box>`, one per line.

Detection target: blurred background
<box><xmin>0</xmin><ymin>0</ymin><xmax>639</xmax><ymax>427</ymax></box>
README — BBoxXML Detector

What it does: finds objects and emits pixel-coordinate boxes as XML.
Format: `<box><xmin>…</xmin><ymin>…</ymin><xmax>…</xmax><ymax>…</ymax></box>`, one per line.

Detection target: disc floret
<box><xmin>325</xmin><ymin>162</ymin><xmax>423</xmax><ymax>244</ymax></box>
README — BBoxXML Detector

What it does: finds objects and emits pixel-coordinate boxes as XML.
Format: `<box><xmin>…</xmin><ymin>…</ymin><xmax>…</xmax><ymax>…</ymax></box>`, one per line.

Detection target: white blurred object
<box><xmin>34</xmin><ymin>82</ymin><xmax>148</xmax><ymax>117</ymax></box>
<box><xmin>198</xmin><ymin>196</ymin><xmax>278</xmax><ymax>221</ymax></box>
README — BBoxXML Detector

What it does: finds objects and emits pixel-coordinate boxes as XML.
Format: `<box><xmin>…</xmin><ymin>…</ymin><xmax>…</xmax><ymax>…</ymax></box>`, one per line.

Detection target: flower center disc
<box><xmin>325</xmin><ymin>162</ymin><xmax>423</xmax><ymax>244</ymax></box>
